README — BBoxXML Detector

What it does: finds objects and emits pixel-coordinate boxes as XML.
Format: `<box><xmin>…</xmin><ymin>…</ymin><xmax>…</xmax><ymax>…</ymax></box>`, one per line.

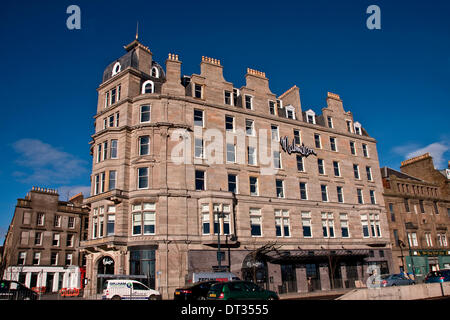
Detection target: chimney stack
<box><xmin>245</xmin><ymin>67</ymin><xmax>270</xmax><ymax>93</ymax></box>
<box><xmin>200</xmin><ymin>55</ymin><xmax>225</xmax><ymax>81</ymax></box>
<box><xmin>162</xmin><ymin>53</ymin><xmax>184</xmax><ymax>96</ymax></box>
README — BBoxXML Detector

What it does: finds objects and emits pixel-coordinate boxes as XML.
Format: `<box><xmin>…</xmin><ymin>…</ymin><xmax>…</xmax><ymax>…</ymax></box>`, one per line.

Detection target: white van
<box><xmin>102</xmin><ymin>279</ymin><xmax>161</xmax><ymax>300</ymax></box>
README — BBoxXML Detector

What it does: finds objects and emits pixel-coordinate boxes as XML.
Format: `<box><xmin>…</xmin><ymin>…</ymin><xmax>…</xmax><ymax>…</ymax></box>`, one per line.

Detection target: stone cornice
<box><xmin>90</xmin><ymin>122</ymin><xmax>191</xmax><ymax>141</ymax></box>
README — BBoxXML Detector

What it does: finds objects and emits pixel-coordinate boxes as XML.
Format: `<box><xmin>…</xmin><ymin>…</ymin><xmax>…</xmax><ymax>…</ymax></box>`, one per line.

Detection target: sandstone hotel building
<box><xmin>80</xmin><ymin>37</ymin><xmax>393</xmax><ymax>298</ymax></box>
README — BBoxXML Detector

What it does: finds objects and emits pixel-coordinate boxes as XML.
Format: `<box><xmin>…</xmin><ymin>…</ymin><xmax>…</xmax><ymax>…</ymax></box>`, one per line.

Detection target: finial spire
<box><xmin>136</xmin><ymin>21</ymin><xmax>139</xmax><ymax>40</ymax></box>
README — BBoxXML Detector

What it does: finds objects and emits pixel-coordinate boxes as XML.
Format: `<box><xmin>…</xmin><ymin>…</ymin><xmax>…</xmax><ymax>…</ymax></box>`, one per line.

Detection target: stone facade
<box><xmin>381</xmin><ymin>154</ymin><xmax>450</xmax><ymax>280</ymax></box>
<box><xmin>80</xmin><ymin>38</ymin><xmax>392</xmax><ymax>299</ymax></box>
<box><xmin>1</xmin><ymin>188</ymin><xmax>89</xmax><ymax>292</ymax></box>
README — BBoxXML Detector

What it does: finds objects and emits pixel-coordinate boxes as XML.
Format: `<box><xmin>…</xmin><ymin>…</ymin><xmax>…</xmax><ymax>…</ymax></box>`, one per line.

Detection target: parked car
<box><xmin>207</xmin><ymin>280</ymin><xmax>279</xmax><ymax>300</ymax></box>
<box><xmin>425</xmin><ymin>269</ymin><xmax>450</xmax><ymax>283</ymax></box>
<box><xmin>0</xmin><ymin>280</ymin><xmax>38</xmax><ymax>300</ymax></box>
<box><xmin>102</xmin><ymin>279</ymin><xmax>161</xmax><ymax>300</ymax></box>
<box><xmin>174</xmin><ymin>280</ymin><xmax>218</xmax><ymax>300</ymax></box>
<box><xmin>379</xmin><ymin>274</ymin><xmax>415</xmax><ymax>287</ymax></box>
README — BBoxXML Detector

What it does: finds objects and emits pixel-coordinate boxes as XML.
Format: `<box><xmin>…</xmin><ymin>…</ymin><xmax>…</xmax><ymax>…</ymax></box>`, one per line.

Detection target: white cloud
<box><xmin>393</xmin><ymin>141</ymin><xmax>450</xmax><ymax>169</ymax></box>
<box><xmin>11</xmin><ymin>139</ymin><xmax>88</xmax><ymax>184</ymax></box>
<box><xmin>406</xmin><ymin>142</ymin><xmax>449</xmax><ymax>169</ymax></box>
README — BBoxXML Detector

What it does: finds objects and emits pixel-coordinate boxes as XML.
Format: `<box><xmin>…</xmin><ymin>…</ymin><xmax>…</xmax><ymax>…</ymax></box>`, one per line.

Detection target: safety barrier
<box><xmin>337</xmin><ymin>281</ymin><xmax>450</xmax><ymax>300</ymax></box>
<box><xmin>59</xmin><ymin>288</ymin><xmax>81</xmax><ymax>297</ymax></box>
<box><xmin>31</xmin><ymin>287</ymin><xmax>46</xmax><ymax>294</ymax></box>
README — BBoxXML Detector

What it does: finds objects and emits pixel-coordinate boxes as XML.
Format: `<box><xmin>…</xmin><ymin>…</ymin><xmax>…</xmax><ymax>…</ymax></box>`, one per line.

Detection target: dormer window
<box><xmin>269</xmin><ymin>101</ymin><xmax>276</xmax><ymax>115</ymax></box>
<box><xmin>245</xmin><ymin>95</ymin><xmax>253</xmax><ymax>110</ymax></box>
<box><xmin>151</xmin><ymin>66</ymin><xmax>159</xmax><ymax>78</ymax></box>
<box><xmin>305</xmin><ymin>110</ymin><xmax>316</xmax><ymax>124</ymax></box>
<box><xmin>233</xmin><ymin>89</ymin><xmax>240</xmax><ymax>106</ymax></box>
<box><xmin>327</xmin><ymin>116</ymin><xmax>333</xmax><ymax>128</ymax></box>
<box><xmin>285</xmin><ymin>105</ymin><xmax>296</xmax><ymax>120</ymax></box>
<box><xmin>142</xmin><ymin>80</ymin><xmax>154</xmax><ymax>94</ymax></box>
<box><xmin>194</xmin><ymin>84</ymin><xmax>203</xmax><ymax>99</ymax></box>
<box><xmin>346</xmin><ymin>120</ymin><xmax>353</xmax><ymax>133</ymax></box>
<box><xmin>224</xmin><ymin>90</ymin><xmax>232</xmax><ymax>105</ymax></box>
<box><xmin>276</xmin><ymin>99</ymin><xmax>283</xmax><ymax>109</ymax></box>
<box><xmin>354</xmin><ymin>122</ymin><xmax>362</xmax><ymax>135</ymax></box>
<box><xmin>112</xmin><ymin>62</ymin><xmax>121</xmax><ymax>76</ymax></box>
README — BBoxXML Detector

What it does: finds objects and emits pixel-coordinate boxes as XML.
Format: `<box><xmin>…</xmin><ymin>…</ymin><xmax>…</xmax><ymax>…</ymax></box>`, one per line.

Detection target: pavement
<box><xmin>38</xmin><ymin>291</ymin><xmax>348</xmax><ymax>301</ymax></box>
<box><xmin>39</xmin><ymin>293</ymin><xmax>86</xmax><ymax>300</ymax></box>
<box><xmin>37</xmin><ymin>287</ymin><xmax>353</xmax><ymax>300</ymax></box>
<box><xmin>39</xmin><ymin>291</ymin><xmax>449</xmax><ymax>301</ymax></box>
<box><xmin>278</xmin><ymin>288</ymin><xmax>351</xmax><ymax>300</ymax></box>
<box><xmin>421</xmin><ymin>295</ymin><xmax>450</xmax><ymax>300</ymax></box>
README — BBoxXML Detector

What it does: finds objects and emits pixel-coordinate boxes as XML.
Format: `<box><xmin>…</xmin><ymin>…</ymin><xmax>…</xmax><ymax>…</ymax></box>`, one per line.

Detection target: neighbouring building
<box><xmin>1</xmin><ymin>188</ymin><xmax>89</xmax><ymax>293</ymax></box>
<box><xmin>381</xmin><ymin>153</ymin><xmax>450</xmax><ymax>281</ymax></box>
<box><xmin>80</xmin><ymin>37</ymin><xmax>392</xmax><ymax>299</ymax></box>
<box><xmin>0</xmin><ymin>246</ymin><xmax>3</xmax><ymax>273</ymax></box>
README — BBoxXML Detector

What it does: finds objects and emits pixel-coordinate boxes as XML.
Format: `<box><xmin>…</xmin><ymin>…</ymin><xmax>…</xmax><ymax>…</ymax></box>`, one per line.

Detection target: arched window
<box><xmin>141</xmin><ymin>80</ymin><xmax>154</xmax><ymax>94</ymax></box>
<box><xmin>151</xmin><ymin>66</ymin><xmax>159</xmax><ymax>78</ymax></box>
<box><xmin>112</xmin><ymin>62</ymin><xmax>121</xmax><ymax>76</ymax></box>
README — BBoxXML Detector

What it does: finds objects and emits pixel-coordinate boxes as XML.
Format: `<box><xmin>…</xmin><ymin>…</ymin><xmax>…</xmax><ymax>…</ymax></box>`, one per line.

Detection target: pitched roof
<box><xmin>380</xmin><ymin>166</ymin><xmax>423</xmax><ymax>181</ymax></box>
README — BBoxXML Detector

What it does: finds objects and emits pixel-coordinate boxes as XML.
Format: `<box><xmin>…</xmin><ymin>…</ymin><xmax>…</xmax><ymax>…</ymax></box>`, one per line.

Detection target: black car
<box><xmin>174</xmin><ymin>280</ymin><xmax>218</xmax><ymax>300</ymax></box>
<box><xmin>207</xmin><ymin>280</ymin><xmax>279</xmax><ymax>300</ymax></box>
<box><xmin>425</xmin><ymin>269</ymin><xmax>450</xmax><ymax>283</ymax></box>
<box><xmin>0</xmin><ymin>280</ymin><xmax>38</xmax><ymax>300</ymax></box>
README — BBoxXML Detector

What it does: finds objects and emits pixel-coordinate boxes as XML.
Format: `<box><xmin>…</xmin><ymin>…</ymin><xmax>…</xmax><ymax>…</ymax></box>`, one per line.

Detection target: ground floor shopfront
<box><xmin>81</xmin><ymin>241</ymin><xmax>393</xmax><ymax>298</ymax></box>
<box><xmin>82</xmin><ymin>244</ymin><xmax>157</xmax><ymax>298</ymax></box>
<box><xmin>188</xmin><ymin>247</ymin><xmax>393</xmax><ymax>294</ymax></box>
<box><xmin>400</xmin><ymin>250</ymin><xmax>450</xmax><ymax>281</ymax></box>
<box><xmin>3</xmin><ymin>266</ymin><xmax>84</xmax><ymax>293</ymax></box>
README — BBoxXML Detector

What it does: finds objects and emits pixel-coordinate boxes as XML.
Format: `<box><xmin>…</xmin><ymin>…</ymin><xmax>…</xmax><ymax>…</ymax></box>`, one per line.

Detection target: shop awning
<box><xmin>266</xmin><ymin>249</ymin><xmax>370</xmax><ymax>263</ymax></box>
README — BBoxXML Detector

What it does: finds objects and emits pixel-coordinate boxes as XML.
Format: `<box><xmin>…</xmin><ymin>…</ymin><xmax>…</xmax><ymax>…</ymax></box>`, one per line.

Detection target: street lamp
<box><xmin>214</xmin><ymin>208</ymin><xmax>237</xmax><ymax>272</ymax></box>
<box><xmin>226</xmin><ymin>234</ymin><xmax>237</xmax><ymax>272</ymax></box>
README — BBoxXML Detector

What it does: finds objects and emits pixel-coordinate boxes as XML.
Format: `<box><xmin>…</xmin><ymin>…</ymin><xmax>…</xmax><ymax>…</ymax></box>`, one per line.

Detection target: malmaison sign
<box><xmin>280</xmin><ymin>136</ymin><xmax>317</xmax><ymax>157</ymax></box>
<box><xmin>169</xmin><ymin>129</ymin><xmax>317</xmax><ymax>175</ymax></box>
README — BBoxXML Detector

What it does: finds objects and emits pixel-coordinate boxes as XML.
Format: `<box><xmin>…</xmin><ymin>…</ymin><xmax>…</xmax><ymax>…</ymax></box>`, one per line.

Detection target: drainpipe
<box><xmin>165</xmin><ymin>239</ymin><xmax>169</xmax><ymax>298</ymax></box>
<box><xmin>164</xmin><ymin>128</ymin><xmax>170</xmax><ymax>298</ymax></box>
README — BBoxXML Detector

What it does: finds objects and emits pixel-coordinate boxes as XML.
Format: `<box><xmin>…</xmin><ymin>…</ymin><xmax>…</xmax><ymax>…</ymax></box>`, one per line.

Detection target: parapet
<box><xmin>401</xmin><ymin>153</ymin><xmax>432</xmax><ymax>167</ymax></box>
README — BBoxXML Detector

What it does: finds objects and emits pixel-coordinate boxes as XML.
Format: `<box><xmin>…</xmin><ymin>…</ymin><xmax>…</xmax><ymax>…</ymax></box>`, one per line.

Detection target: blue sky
<box><xmin>0</xmin><ymin>0</ymin><xmax>449</xmax><ymax>242</ymax></box>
